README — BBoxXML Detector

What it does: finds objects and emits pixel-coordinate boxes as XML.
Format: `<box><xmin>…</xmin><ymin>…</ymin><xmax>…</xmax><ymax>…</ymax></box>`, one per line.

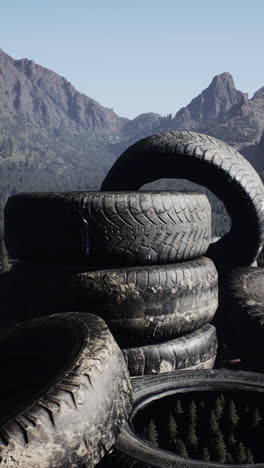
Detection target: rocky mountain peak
<box><xmin>252</xmin><ymin>87</ymin><xmax>264</xmax><ymax>100</ymax></box>
<box><xmin>174</xmin><ymin>72</ymin><xmax>243</xmax><ymax>129</ymax></box>
<box><xmin>210</xmin><ymin>72</ymin><xmax>235</xmax><ymax>87</ymax></box>
<box><xmin>0</xmin><ymin>50</ymin><xmax>127</xmax><ymax>134</ymax></box>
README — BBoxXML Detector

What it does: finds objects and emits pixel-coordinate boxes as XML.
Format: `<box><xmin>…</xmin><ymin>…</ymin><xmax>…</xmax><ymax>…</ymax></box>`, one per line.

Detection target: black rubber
<box><xmin>122</xmin><ymin>324</ymin><xmax>218</xmax><ymax>376</ymax></box>
<box><xmin>0</xmin><ymin>271</ymin><xmax>16</xmax><ymax>332</ymax></box>
<box><xmin>4</xmin><ymin>191</ymin><xmax>211</xmax><ymax>265</ymax></box>
<box><xmin>8</xmin><ymin>257</ymin><xmax>218</xmax><ymax>346</ymax></box>
<box><xmin>101</xmin><ymin>131</ymin><xmax>264</xmax><ymax>273</ymax></box>
<box><xmin>0</xmin><ymin>312</ymin><xmax>133</xmax><ymax>467</ymax></box>
<box><xmin>104</xmin><ymin>370</ymin><xmax>264</xmax><ymax>468</ymax></box>
<box><xmin>220</xmin><ymin>267</ymin><xmax>264</xmax><ymax>371</ymax></box>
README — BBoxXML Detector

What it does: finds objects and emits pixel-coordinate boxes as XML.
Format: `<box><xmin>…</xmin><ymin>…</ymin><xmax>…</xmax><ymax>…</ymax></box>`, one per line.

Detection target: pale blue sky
<box><xmin>1</xmin><ymin>1</ymin><xmax>263</xmax><ymax>119</ymax></box>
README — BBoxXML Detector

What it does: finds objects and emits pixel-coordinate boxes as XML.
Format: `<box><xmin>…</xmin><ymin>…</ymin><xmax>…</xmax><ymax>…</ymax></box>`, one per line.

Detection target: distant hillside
<box><xmin>0</xmin><ymin>48</ymin><xmax>264</xmax><ymax>236</ymax></box>
<box><xmin>0</xmin><ymin>48</ymin><xmax>127</xmax><ymax>215</ymax></box>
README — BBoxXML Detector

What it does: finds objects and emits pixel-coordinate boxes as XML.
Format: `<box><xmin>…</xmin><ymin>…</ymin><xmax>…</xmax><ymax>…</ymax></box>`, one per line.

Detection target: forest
<box><xmin>134</xmin><ymin>390</ymin><xmax>264</xmax><ymax>463</ymax></box>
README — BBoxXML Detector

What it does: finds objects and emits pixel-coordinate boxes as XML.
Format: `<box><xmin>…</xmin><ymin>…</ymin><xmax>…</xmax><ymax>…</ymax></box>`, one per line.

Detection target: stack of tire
<box><xmin>100</xmin><ymin>130</ymin><xmax>264</xmax><ymax>368</ymax></box>
<box><xmin>1</xmin><ymin>130</ymin><xmax>264</xmax><ymax>467</ymax></box>
<box><xmin>96</xmin><ymin>132</ymin><xmax>264</xmax><ymax>468</ymax></box>
<box><xmin>4</xmin><ymin>190</ymin><xmax>218</xmax><ymax>376</ymax></box>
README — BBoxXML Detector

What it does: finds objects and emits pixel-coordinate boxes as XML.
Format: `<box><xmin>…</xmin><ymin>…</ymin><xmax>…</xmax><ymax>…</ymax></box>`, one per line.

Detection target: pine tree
<box><xmin>175</xmin><ymin>438</ymin><xmax>188</xmax><ymax>457</ymax></box>
<box><xmin>212</xmin><ymin>432</ymin><xmax>227</xmax><ymax>463</ymax></box>
<box><xmin>189</xmin><ymin>400</ymin><xmax>197</xmax><ymax>424</ymax></box>
<box><xmin>201</xmin><ymin>447</ymin><xmax>210</xmax><ymax>461</ymax></box>
<box><xmin>234</xmin><ymin>442</ymin><xmax>246</xmax><ymax>463</ymax></box>
<box><xmin>209</xmin><ymin>409</ymin><xmax>219</xmax><ymax>434</ymax></box>
<box><xmin>214</xmin><ymin>395</ymin><xmax>224</xmax><ymax>419</ymax></box>
<box><xmin>227</xmin><ymin>431</ymin><xmax>236</xmax><ymax>448</ymax></box>
<box><xmin>199</xmin><ymin>400</ymin><xmax>205</xmax><ymax>412</ymax></box>
<box><xmin>175</xmin><ymin>400</ymin><xmax>184</xmax><ymax>416</ymax></box>
<box><xmin>168</xmin><ymin>413</ymin><xmax>177</xmax><ymax>448</ymax></box>
<box><xmin>228</xmin><ymin>400</ymin><xmax>239</xmax><ymax>427</ymax></box>
<box><xmin>143</xmin><ymin>419</ymin><xmax>159</xmax><ymax>447</ymax></box>
<box><xmin>251</xmin><ymin>408</ymin><xmax>262</xmax><ymax>428</ymax></box>
<box><xmin>246</xmin><ymin>448</ymin><xmax>254</xmax><ymax>464</ymax></box>
<box><xmin>219</xmin><ymin>393</ymin><xmax>225</xmax><ymax>406</ymax></box>
<box><xmin>208</xmin><ymin>408</ymin><xmax>226</xmax><ymax>463</ymax></box>
<box><xmin>186</xmin><ymin>423</ymin><xmax>198</xmax><ymax>456</ymax></box>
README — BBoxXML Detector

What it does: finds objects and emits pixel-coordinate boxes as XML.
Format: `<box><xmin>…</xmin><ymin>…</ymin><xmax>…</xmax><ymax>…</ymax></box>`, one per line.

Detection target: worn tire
<box><xmin>103</xmin><ymin>370</ymin><xmax>264</xmax><ymax>468</ymax></box>
<box><xmin>101</xmin><ymin>131</ymin><xmax>264</xmax><ymax>273</ymax></box>
<box><xmin>4</xmin><ymin>191</ymin><xmax>211</xmax><ymax>265</ymax></box>
<box><xmin>8</xmin><ymin>257</ymin><xmax>218</xmax><ymax>346</ymax></box>
<box><xmin>0</xmin><ymin>312</ymin><xmax>132</xmax><ymax>467</ymax></box>
<box><xmin>220</xmin><ymin>267</ymin><xmax>264</xmax><ymax>370</ymax></box>
<box><xmin>122</xmin><ymin>324</ymin><xmax>217</xmax><ymax>376</ymax></box>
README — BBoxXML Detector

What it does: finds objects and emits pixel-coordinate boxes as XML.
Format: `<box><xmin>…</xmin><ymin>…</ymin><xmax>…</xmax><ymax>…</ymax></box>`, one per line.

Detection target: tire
<box><xmin>4</xmin><ymin>191</ymin><xmax>211</xmax><ymax>265</ymax></box>
<box><xmin>122</xmin><ymin>324</ymin><xmax>217</xmax><ymax>376</ymax></box>
<box><xmin>220</xmin><ymin>267</ymin><xmax>264</xmax><ymax>371</ymax></box>
<box><xmin>101</xmin><ymin>131</ymin><xmax>264</xmax><ymax>273</ymax></box>
<box><xmin>0</xmin><ymin>271</ymin><xmax>16</xmax><ymax>331</ymax></box>
<box><xmin>8</xmin><ymin>257</ymin><xmax>218</xmax><ymax>346</ymax></box>
<box><xmin>0</xmin><ymin>312</ymin><xmax>133</xmax><ymax>467</ymax></box>
<box><xmin>104</xmin><ymin>370</ymin><xmax>264</xmax><ymax>468</ymax></box>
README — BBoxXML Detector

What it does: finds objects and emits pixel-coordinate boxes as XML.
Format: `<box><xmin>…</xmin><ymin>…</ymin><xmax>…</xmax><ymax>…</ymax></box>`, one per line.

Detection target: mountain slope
<box><xmin>0</xmin><ymin>48</ymin><xmax>126</xmax><ymax>134</ymax></box>
<box><xmin>0</xmin><ymin>48</ymin><xmax>130</xmax><ymax>215</ymax></box>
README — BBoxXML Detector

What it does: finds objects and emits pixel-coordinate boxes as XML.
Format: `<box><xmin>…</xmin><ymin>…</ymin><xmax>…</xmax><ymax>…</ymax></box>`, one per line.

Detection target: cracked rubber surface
<box><xmin>0</xmin><ymin>312</ymin><xmax>133</xmax><ymax>467</ymax></box>
<box><xmin>4</xmin><ymin>191</ymin><xmax>211</xmax><ymax>265</ymax></box>
<box><xmin>9</xmin><ymin>257</ymin><xmax>218</xmax><ymax>346</ymax></box>
<box><xmin>101</xmin><ymin>131</ymin><xmax>264</xmax><ymax>273</ymax></box>
<box><xmin>220</xmin><ymin>267</ymin><xmax>264</xmax><ymax>371</ymax></box>
<box><xmin>122</xmin><ymin>324</ymin><xmax>217</xmax><ymax>376</ymax></box>
<box><xmin>102</xmin><ymin>370</ymin><xmax>264</xmax><ymax>468</ymax></box>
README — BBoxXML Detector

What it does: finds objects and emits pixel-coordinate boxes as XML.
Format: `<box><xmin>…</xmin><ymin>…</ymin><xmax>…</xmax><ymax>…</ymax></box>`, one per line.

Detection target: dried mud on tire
<box><xmin>122</xmin><ymin>324</ymin><xmax>218</xmax><ymax>375</ymax></box>
<box><xmin>7</xmin><ymin>257</ymin><xmax>218</xmax><ymax>346</ymax></box>
<box><xmin>101</xmin><ymin>131</ymin><xmax>264</xmax><ymax>273</ymax></box>
<box><xmin>4</xmin><ymin>191</ymin><xmax>211</xmax><ymax>266</ymax></box>
<box><xmin>0</xmin><ymin>312</ymin><xmax>132</xmax><ymax>467</ymax></box>
<box><xmin>220</xmin><ymin>267</ymin><xmax>264</xmax><ymax>370</ymax></box>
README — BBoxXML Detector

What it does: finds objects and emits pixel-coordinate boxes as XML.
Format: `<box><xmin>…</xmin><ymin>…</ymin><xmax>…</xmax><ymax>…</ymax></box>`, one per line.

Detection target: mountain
<box><xmin>174</xmin><ymin>73</ymin><xmax>243</xmax><ymax>127</ymax></box>
<box><xmin>172</xmin><ymin>73</ymin><xmax>263</xmax><ymax>158</ymax></box>
<box><xmin>0</xmin><ymin>49</ymin><xmax>126</xmax><ymax>134</ymax></box>
<box><xmin>117</xmin><ymin>72</ymin><xmax>264</xmax><ymax>171</ymax></box>
<box><xmin>0</xmin><ymin>48</ymin><xmax>264</xmax><ymax>230</ymax></box>
<box><xmin>0</xmin><ymin>48</ymin><xmax>128</xmax><ymax>215</ymax></box>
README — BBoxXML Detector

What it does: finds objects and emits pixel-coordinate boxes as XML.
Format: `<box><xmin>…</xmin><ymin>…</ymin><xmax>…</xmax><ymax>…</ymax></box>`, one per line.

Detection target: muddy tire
<box><xmin>104</xmin><ymin>370</ymin><xmax>264</xmax><ymax>467</ymax></box>
<box><xmin>4</xmin><ymin>191</ymin><xmax>211</xmax><ymax>265</ymax></box>
<box><xmin>9</xmin><ymin>257</ymin><xmax>218</xmax><ymax>346</ymax></box>
<box><xmin>122</xmin><ymin>324</ymin><xmax>217</xmax><ymax>375</ymax></box>
<box><xmin>220</xmin><ymin>267</ymin><xmax>264</xmax><ymax>371</ymax></box>
<box><xmin>101</xmin><ymin>131</ymin><xmax>264</xmax><ymax>273</ymax></box>
<box><xmin>0</xmin><ymin>312</ymin><xmax>132</xmax><ymax>467</ymax></box>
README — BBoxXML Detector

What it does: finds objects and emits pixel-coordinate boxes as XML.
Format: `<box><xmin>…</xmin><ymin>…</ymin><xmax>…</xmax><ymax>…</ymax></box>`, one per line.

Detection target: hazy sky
<box><xmin>1</xmin><ymin>1</ymin><xmax>263</xmax><ymax>119</ymax></box>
